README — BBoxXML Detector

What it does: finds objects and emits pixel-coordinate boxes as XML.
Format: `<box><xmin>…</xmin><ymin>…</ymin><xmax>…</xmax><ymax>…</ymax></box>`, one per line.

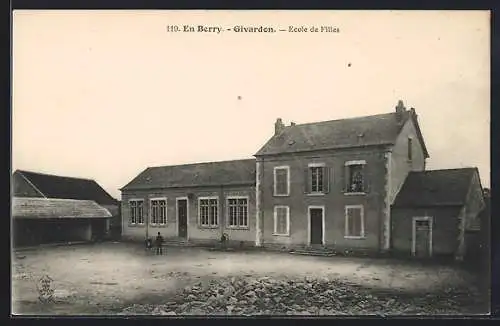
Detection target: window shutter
<box><xmin>342</xmin><ymin>165</ymin><xmax>349</xmax><ymax>192</ymax></box>
<box><xmin>324</xmin><ymin>166</ymin><xmax>330</xmax><ymax>193</ymax></box>
<box><xmin>362</xmin><ymin>164</ymin><xmax>370</xmax><ymax>193</ymax></box>
<box><xmin>304</xmin><ymin>168</ymin><xmax>310</xmax><ymax>193</ymax></box>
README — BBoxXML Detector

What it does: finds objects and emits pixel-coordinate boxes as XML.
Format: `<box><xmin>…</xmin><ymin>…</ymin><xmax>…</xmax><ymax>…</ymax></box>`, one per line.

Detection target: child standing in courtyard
<box><xmin>155</xmin><ymin>232</ymin><xmax>164</xmax><ymax>255</ymax></box>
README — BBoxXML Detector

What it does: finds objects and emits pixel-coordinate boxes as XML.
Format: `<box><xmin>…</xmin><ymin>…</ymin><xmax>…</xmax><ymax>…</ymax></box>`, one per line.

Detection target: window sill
<box><xmin>344</xmin><ymin>236</ymin><xmax>366</xmax><ymax>240</ymax></box>
<box><xmin>343</xmin><ymin>192</ymin><xmax>366</xmax><ymax>196</ymax></box>
<box><xmin>273</xmin><ymin>194</ymin><xmax>290</xmax><ymax>197</ymax></box>
<box><xmin>128</xmin><ymin>223</ymin><xmax>146</xmax><ymax>227</ymax></box>
<box><xmin>150</xmin><ymin>224</ymin><xmax>168</xmax><ymax>228</ymax></box>
<box><xmin>272</xmin><ymin>233</ymin><xmax>290</xmax><ymax>237</ymax></box>
<box><xmin>226</xmin><ymin>226</ymin><xmax>250</xmax><ymax>231</ymax></box>
<box><xmin>199</xmin><ymin>225</ymin><xmax>219</xmax><ymax>229</ymax></box>
<box><xmin>306</xmin><ymin>192</ymin><xmax>325</xmax><ymax>196</ymax></box>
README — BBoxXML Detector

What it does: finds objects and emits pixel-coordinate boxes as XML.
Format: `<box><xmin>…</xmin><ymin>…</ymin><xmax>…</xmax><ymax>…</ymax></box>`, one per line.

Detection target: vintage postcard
<box><xmin>11</xmin><ymin>10</ymin><xmax>490</xmax><ymax>316</ymax></box>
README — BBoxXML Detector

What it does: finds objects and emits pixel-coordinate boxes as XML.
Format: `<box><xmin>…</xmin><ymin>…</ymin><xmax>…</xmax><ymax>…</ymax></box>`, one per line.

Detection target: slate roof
<box><xmin>14</xmin><ymin>170</ymin><xmax>118</xmax><ymax>205</ymax></box>
<box><xmin>255</xmin><ymin>110</ymin><xmax>429</xmax><ymax>157</ymax></box>
<box><xmin>12</xmin><ymin>197</ymin><xmax>112</xmax><ymax>219</ymax></box>
<box><xmin>392</xmin><ymin>168</ymin><xmax>478</xmax><ymax>208</ymax></box>
<box><xmin>121</xmin><ymin>159</ymin><xmax>256</xmax><ymax>191</ymax></box>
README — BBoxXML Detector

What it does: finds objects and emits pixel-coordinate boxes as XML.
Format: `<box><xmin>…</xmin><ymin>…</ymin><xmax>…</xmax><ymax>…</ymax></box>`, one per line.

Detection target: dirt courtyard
<box><xmin>11</xmin><ymin>242</ymin><xmax>485</xmax><ymax>315</ymax></box>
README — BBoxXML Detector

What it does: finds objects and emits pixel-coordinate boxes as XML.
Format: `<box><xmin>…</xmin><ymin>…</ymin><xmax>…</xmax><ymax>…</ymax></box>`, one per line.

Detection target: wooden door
<box><xmin>414</xmin><ymin>220</ymin><xmax>431</xmax><ymax>258</ymax></box>
<box><xmin>310</xmin><ymin>208</ymin><xmax>323</xmax><ymax>245</ymax></box>
<box><xmin>177</xmin><ymin>199</ymin><xmax>188</xmax><ymax>238</ymax></box>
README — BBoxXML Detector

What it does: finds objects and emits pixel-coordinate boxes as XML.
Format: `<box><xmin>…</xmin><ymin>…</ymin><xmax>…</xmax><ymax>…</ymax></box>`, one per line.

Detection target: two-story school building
<box><xmin>120</xmin><ymin>101</ymin><xmax>485</xmax><ymax>259</ymax></box>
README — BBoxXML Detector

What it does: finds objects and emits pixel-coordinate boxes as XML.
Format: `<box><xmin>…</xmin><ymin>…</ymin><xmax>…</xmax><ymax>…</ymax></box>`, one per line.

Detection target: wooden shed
<box><xmin>12</xmin><ymin>169</ymin><xmax>121</xmax><ymax>243</ymax></box>
<box><xmin>12</xmin><ymin>197</ymin><xmax>112</xmax><ymax>246</ymax></box>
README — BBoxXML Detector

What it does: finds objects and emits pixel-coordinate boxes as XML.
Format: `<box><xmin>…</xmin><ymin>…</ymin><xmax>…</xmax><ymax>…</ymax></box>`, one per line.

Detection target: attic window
<box><xmin>408</xmin><ymin>137</ymin><xmax>413</xmax><ymax>161</ymax></box>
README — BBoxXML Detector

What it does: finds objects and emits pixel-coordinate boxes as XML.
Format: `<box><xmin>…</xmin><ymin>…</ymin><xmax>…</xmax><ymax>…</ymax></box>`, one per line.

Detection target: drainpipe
<box><xmin>255</xmin><ymin>158</ymin><xmax>263</xmax><ymax>247</ymax></box>
<box><xmin>145</xmin><ymin>196</ymin><xmax>149</xmax><ymax>240</ymax></box>
<box><xmin>220</xmin><ymin>185</ymin><xmax>224</xmax><ymax>240</ymax></box>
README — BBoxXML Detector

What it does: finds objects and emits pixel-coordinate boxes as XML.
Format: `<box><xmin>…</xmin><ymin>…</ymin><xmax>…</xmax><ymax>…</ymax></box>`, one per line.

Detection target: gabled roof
<box><xmin>12</xmin><ymin>197</ymin><xmax>112</xmax><ymax>219</ymax></box>
<box><xmin>392</xmin><ymin>168</ymin><xmax>479</xmax><ymax>208</ymax></box>
<box><xmin>13</xmin><ymin>170</ymin><xmax>118</xmax><ymax>205</ymax></box>
<box><xmin>255</xmin><ymin>110</ymin><xmax>429</xmax><ymax>157</ymax></box>
<box><xmin>121</xmin><ymin>159</ymin><xmax>256</xmax><ymax>191</ymax></box>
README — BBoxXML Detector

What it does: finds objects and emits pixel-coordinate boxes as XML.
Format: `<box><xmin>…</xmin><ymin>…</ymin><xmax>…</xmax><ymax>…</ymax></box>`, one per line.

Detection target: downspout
<box><xmin>383</xmin><ymin>150</ymin><xmax>393</xmax><ymax>252</ymax></box>
<box><xmin>255</xmin><ymin>158</ymin><xmax>263</xmax><ymax>247</ymax></box>
<box><xmin>220</xmin><ymin>185</ymin><xmax>224</xmax><ymax>238</ymax></box>
<box><xmin>145</xmin><ymin>196</ymin><xmax>149</xmax><ymax>240</ymax></box>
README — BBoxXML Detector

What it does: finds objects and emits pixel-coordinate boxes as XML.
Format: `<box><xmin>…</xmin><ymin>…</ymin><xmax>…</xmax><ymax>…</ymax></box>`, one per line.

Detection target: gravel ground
<box><xmin>11</xmin><ymin>242</ymin><xmax>488</xmax><ymax>316</ymax></box>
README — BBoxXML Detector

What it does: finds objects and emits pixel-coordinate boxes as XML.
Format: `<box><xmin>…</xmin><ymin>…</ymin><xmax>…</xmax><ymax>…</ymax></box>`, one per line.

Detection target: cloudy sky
<box><xmin>12</xmin><ymin>10</ymin><xmax>490</xmax><ymax>199</ymax></box>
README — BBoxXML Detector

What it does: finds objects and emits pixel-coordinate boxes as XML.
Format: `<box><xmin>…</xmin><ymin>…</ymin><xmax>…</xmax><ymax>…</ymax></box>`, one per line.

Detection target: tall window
<box><xmin>345</xmin><ymin>161</ymin><xmax>366</xmax><ymax>193</ymax></box>
<box><xmin>345</xmin><ymin>205</ymin><xmax>364</xmax><ymax>238</ymax></box>
<box><xmin>273</xmin><ymin>206</ymin><xmax>290</xmax><ymax>236</ymax></box>
<box><xmin>227</xmin><ymin>197</ymin><xmax>248</xmax><ymax>228</ymax></box>
<box><xmin>129</xmin><ymin>200</ymin><xmax>144</xmax><ymax>224</ymax></box>
<box><xmin>199</xmin><ymin>198</ymin><xmax>218</xmax><ymax>227</ymax></box>
<box><xmin>311</xmin><ymin>166</ymin><xmax>324</xmax><ymax>193</ymax></box>
<box><xmin>150</xmin><ymin>199</ymin><xmax>167</xmax><ymax>225</ymax></box>
<box><xmin>274</xmin><ymin>166</ymin><xmax>290</xmax><ymax>196</ymax></box>
<box><xmin>408</xmin><ymin>137</ymin><xmax>413</xmax><ymax>161</ymax></box>
<box><xmin>306</xmin><ymin>164</ymin><xmax>329</xmax><ymax>194</ymax></box>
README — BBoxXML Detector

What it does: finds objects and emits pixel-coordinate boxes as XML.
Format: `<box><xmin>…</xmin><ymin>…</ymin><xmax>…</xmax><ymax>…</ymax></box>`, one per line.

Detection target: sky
<box><xmin>12</xmin><ymin>10</ymin><xmax>490</xmax><ymax>199</ymax></box>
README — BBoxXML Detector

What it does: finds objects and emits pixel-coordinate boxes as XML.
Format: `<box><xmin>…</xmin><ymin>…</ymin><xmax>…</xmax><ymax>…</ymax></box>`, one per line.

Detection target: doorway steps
<box><xmin>162</xmin><ymin>238</ymin><xmax>192</xmax><ymax>247</ymax></box>
<box><xmin>289</xmin><ymin>247</ymin><xmax>337</xmax><ymax>257</ymax></box>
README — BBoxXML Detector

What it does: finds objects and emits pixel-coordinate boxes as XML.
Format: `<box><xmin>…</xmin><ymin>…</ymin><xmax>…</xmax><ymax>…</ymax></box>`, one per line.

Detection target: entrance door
<box><xmin>309</xmin><ymin>207</ymin><xmax>324</xmax><ymax>246</ymax></box>
<box><xmin>413</xmin><ymin>218</ymin><xmax>432</xmax><ymax>258</ymax></box>
<box><xmin>177</xmin><ymin>199</ymin><xmax>188</xmax><ymax>238</ymax></box>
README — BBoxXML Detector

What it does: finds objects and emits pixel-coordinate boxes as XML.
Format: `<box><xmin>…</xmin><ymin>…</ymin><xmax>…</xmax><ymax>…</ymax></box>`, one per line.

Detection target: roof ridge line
<box><xmin>286</xmin><ymin>112</ymin><xmax>398</xmax><ymax>128</ymax></box>
<box><xmin>16</xmin><ymin>169</ymin><xmax>96</xmax><ymax>182</ymax></box>
<box><xmin>13</xmin><ymin>196</ymin><xmax>98</xmax><ymax>203</ymax></box>
<box><xmin>147</xmin><ymin>158</ymin><xmax>255</xmax><ymax>169</ymax></box>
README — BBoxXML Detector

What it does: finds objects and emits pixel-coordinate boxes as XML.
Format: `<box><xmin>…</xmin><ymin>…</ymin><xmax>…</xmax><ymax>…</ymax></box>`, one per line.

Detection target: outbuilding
<box><xmin>12</xmin><ymin>170</ymin><xmax>119</xmax><ymax>246</ymax></box>
<box><xmin>391</xmin><ymin>168</ymin><xmax>485</xmax><ymax>260</ymax></box>
<box><xmin>12</xmin><ymin>197</ymin><xmax>111</xmax><ymax>246</ymax></box>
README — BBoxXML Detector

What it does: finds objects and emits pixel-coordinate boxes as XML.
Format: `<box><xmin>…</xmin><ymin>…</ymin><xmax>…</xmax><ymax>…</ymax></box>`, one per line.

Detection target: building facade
<box><xmin>120</xmin><ymin>159</ymin><xmax>257</xmax><ymax>247</ymax></box>
<box><xmin>120</xmin><ymin>101</ymin><xmax>486</xmax><ymax>259</ymax></box>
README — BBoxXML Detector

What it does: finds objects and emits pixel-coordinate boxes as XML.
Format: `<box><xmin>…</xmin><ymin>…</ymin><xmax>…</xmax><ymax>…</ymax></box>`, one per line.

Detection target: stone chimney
<box><xmin>410</xmin><ymin>107</ymin><xmax>417</xmax><ymax>119</ymax></box>
<box><xmin>395</xmin><ymin>100</ymin><xmax>407</xmax><ymax>122</ymax></box>
<box><xmin>274</xmin><ymin>118</ymin><xmax>285</xmax><ymax>135</ymax></box>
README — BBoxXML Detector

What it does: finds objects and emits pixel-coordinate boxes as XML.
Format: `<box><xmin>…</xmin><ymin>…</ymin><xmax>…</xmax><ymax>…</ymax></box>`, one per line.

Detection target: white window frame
<box><xmin>308</xmin><ymin>162</ymin><xmax>326</xmax><ymax>195</ymax></box>
<box><xmin>149</xmin><ymin>197</ymin><xmax>167</xmax><ymax>226</ymax></box>
<box><xmin>307</xmin><ymin>205</ymin><xmax>325</xmax><ymax>246</ymax></box>
<box><xmin>128</xmin><ymin>199</ymin><xmax>144</xmax><ymax>226</ymax></box>
<box><xmin>273</xmin><ymin>205</ymin><xmax>290</xmax><ymax>236</ymax></box>
<box><xmin>344</xmin><ymin>205</ymin><xmax>365</xmax><ymax>239</ymax></box>
<box><xmin>226</xmin><ymin>195</ymin><xmax>250</xmax><ymax>229</ymax></box>
<box><xmin>198</xmin><ymin>196</ymin><xmax>219</xmax><ymax>228</ymax></box>
<box><xmin>344</xmin><ymin>160</ymin><xmax>367</xmax><ymax>195</ymax></box>
<box><xmin>273</xmin><ymin>166</ymin><xmax>290</xmax><ymax>197</ymax></box>
<box><xmin>411</xmin><ymin>216</ymin><xmax>433</xmax><ymax>257</ymax></box>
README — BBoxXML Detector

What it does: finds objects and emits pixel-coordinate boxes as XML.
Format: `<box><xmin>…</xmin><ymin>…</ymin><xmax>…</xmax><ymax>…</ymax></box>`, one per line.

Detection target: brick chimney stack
<box><xmin>275</xmin><ymin>118</ymin><xmax>285</xmax><ymax>135</ymax></box>
<box><xmin>395</xmin><ymin>100</ymin><xmax>407</xmax><ymax>122</ymax></box>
